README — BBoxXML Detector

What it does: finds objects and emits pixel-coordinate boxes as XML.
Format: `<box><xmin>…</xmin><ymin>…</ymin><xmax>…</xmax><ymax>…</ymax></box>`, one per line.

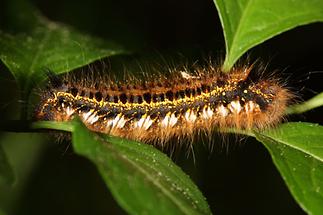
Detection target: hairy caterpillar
<box><xmin>35</xmin><ymin>62</ymin><xmax>292</xmax><ymax>144</ymax></box>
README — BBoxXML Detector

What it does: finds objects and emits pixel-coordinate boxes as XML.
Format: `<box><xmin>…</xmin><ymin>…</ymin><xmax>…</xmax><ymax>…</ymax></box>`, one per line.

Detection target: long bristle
<box><xmin>34</xmin><ymin>61</ymin><xmax>293</xmax><ymax>145</ymax></box>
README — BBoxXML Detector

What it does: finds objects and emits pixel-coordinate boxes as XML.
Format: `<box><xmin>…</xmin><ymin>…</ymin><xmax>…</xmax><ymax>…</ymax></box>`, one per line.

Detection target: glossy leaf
<box><xmin>213</xmin><ymin>0</ymin><xmax>323</xmax><ymax>71</ymax></box>
<box><xmin>255</xmin><ymin>122</ymin><xmax>323</xmax><ymax>215</ymax></box>
<box><xmin>33</xmin><ymin>120</ymin><xmax>212</xmax><ymax>215</ymax></box>
<box><xmin>0</xmin><ymin>25</ymin><xmax>126</xmax><ymax>95</ymax></box>
<box><xmin>0</xmin><ymin>2</ymin><xmax>127</xmax><ymax>119</ymax></box>
<box><xmin>0</xmin><ymin>1</ymin><xmax>127</xmax><ymax>100</ymax></box>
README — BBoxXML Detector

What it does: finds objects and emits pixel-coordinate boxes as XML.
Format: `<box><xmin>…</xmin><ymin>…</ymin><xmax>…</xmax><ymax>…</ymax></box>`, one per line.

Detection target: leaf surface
<box><xmin>255</xmin><ymin>122</ymin><xmax>323</xmax><ymax>215</ymax></box>
<box><xmin>213</xmin><ymin>0</ymin><xmax>323</xmax><ymax>70</ymax></box>
<box><xmin>34</xmin><ymin>120</ymin><xmax>212</xmax><ymax>215</ymax></box>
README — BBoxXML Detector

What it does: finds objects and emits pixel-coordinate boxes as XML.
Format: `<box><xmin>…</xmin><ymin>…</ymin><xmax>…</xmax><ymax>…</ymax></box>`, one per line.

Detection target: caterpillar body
<box><xmin>35</xmin><ymin>63</ymin><xmax>292</xmax><ymax>143</ymax></box>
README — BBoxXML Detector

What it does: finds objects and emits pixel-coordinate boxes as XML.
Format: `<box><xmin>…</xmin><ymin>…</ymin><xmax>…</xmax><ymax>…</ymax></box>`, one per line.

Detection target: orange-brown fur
<box><xmin>35</xmin><ymin>63</ymin><xmax>293</xmax><ymax>145</ymax></box>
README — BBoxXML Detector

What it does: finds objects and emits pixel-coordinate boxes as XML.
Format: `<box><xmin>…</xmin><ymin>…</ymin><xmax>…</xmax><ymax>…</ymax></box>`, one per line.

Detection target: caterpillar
<box><xmin>35</xmin><ymin>62</ymin><xmax>292</xmax><ymax>144</ymax></box>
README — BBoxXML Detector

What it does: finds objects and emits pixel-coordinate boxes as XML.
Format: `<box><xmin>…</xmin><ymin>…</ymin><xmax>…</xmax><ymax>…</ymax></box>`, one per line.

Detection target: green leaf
<box><xmin>0</xmin><ymin>24</ymin><xmax>126</xmax><ymax>95</ymax></box>
<box><xmin>34</xmin><ymin>120</ymin><xmax>211</xmax><ymax>215</ymax></box>
<box><xmin>0</xmin><ymin>2</ymin><xmax>127</xmax><ymax>119</ymax></box>
<box><xmin>0</xmin><ymin>1</ymin><xmax>127</xmax><ymax>117</ymax></box>
<box><xmin>255</xmin><ymin>122</ymin><xmax>323</xmax><ymax>215</ymax></box>
<box><xmin>286</xmin><ymin>92</ymin><xmax>323</xmax><ymax>115</ymax></box>
<box><xmin>213</xmin><ymin>0</ymin><xmax>323</xmax><ymax>71</ymax></box>
<box><xmin>0</xmin><ymin>144</ymin><xmax>14</xmax><ymax>186</ymax></box>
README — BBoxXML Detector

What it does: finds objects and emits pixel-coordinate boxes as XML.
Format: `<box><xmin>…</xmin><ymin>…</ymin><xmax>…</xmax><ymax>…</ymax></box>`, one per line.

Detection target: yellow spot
<box><xmin>243</xmin><ymin>90</ymin><xmax>248</xmax><ymax>94</ymax></box>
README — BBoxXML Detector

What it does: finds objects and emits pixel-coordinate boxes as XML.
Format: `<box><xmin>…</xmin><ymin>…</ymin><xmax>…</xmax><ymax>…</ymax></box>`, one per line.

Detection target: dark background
<box><xmin>1</xmin><ymin>0</ymin><xmax>323</xmax><ymax>214</ymax></box>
